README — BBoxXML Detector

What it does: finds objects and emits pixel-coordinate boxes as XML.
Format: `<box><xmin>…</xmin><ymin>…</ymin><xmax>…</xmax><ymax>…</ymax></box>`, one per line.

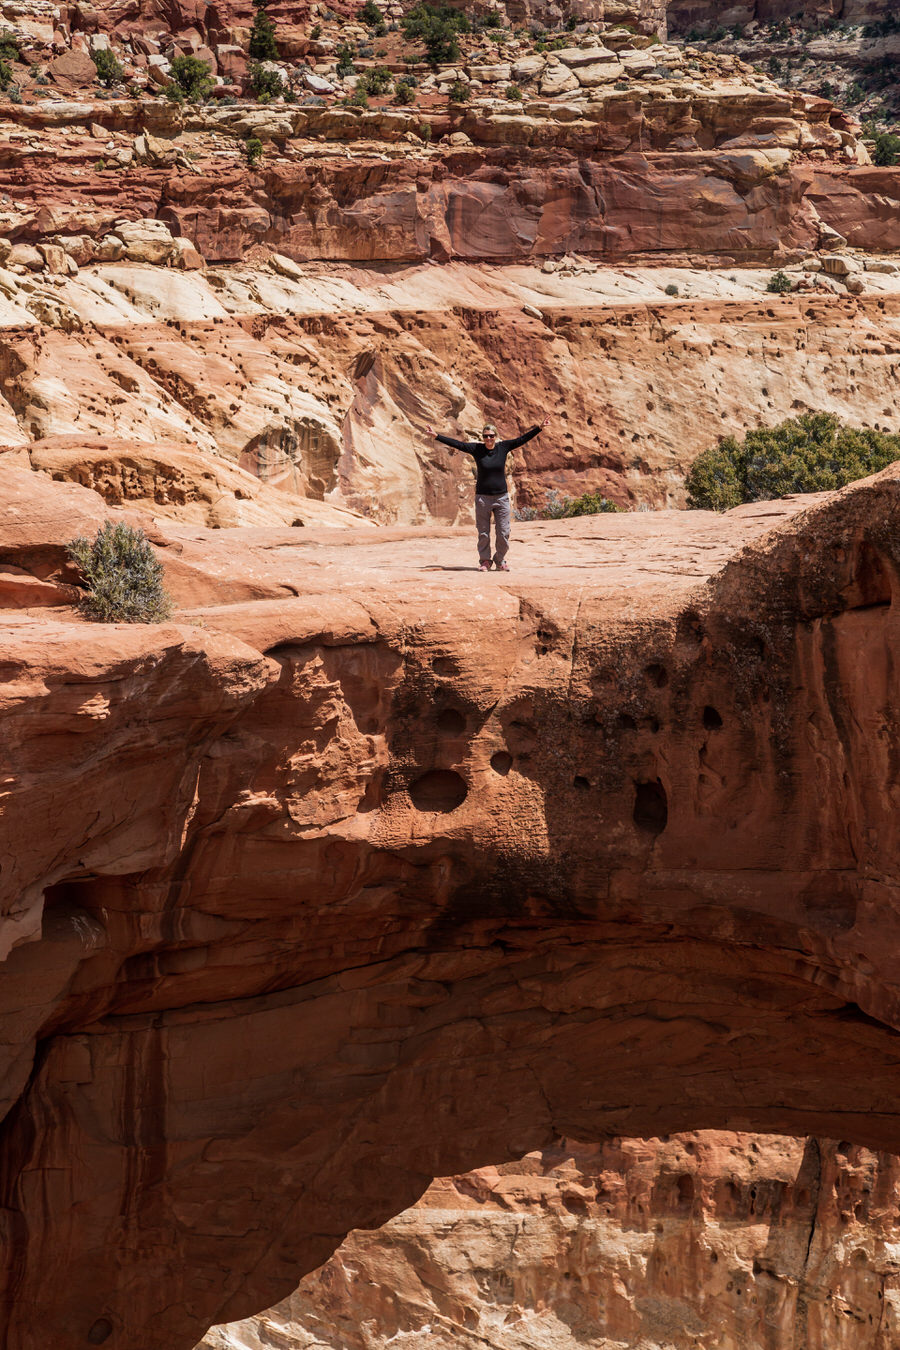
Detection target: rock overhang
<box><xmin>2</xmin><ymin>465</ymin><xmax>900</xmax><ymax>1346</ymax></box>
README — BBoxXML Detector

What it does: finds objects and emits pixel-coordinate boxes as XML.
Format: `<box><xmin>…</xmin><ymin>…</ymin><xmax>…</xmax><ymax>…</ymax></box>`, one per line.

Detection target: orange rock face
<box><xmin>201</xmin><ymin>1133</ymin><xmax>900</xmax><ymax>1350</ymax></box>
<box><xmin>3</xmin><ymin>464</ymin><xmax>900</xmax><ymax>1349</ymax></box>
<box><xmin>3</xmin><ymin>260</ymin><xmax>900</xmax><ymax>519</ymax></box>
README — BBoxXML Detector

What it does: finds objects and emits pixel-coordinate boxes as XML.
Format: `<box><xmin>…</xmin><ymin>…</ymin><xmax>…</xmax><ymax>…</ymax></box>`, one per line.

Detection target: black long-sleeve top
<box><xmin>435</xmin><ymin>426</ymin><xmax>541</xmax><ymax>495</ymax></box>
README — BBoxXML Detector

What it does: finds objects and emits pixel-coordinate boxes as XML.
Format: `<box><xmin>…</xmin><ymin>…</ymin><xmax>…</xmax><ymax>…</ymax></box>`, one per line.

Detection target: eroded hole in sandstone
<box><xmin>645</xmin><ymin>663</ymin><xmax>668</xmax><ymax>688</ymax></box>
<box><xmin>703</xmin><ymin>706</ymin><xmax>723</xmax><ymax>730</ymax></box>
<box><xmin>87</xmin><ymin>1319</ymin><xmax>113</xmax><ymax>1345</ymax></box>
<box><xmin>633</xmin><ymin>779</ymin><xmax>668</xmax><ymax>836</ymax></box>
<box><xmin>432</xmin><ymin>655</ymin><xmax>458</xmax><ymax>676</ymax></box>
<box><xmin>844</xmin><ymin>542</ymin><xmax>891</xmax><ymax>609</ymax></box>
<box><xmin>409</xmin><ymin>770</ymin><xmax>468</xmax><ymax>812</ymax></box>
<box><xmin>490</xmin><ymin>751</ymin><xmax>513</xmax><ymax>776</ymax></box>
<box><xmin>618</xmin><ymin>713</ymin><xmax>637</xmax><ymax>731</ymax></box>
<box><xmin>437</xmin><ymin>707</ymin><xmax>466</xmax><ymax>736</ymax></box>
<box><xmin>573</xmin><ymin>775</ymin><xmax>590</xmax><ymax>790</ymax></box>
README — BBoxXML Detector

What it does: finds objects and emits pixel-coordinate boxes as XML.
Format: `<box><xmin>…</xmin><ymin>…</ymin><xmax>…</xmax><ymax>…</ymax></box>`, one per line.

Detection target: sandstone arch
<box><xmin>2</xmin><ymin>468</ymin><xmax>900</xmax><ymax>1349</ymax></box>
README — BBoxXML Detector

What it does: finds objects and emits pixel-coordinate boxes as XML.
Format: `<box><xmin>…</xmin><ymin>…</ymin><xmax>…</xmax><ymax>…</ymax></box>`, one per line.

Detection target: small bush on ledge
<box><xmin>685</xmin><ymin>413</ymin><xmax>900</xmax><ymax>511</ymax></box>
<box><xmin>516</xmin><ymin>490</ymin><xmax>622</xmax><ymax>521</ymax></box>
<box><xmin>766</xmin><ymin>270</ymin><xmax>793</xmax><ymax>294</ymax></box>
<box><xmin>67</xmin><ymin>522</ymin><xmax>174</xmax><ymax>623</ymax></box>
<box><xmin>92</xmin><ymin>49</ymin><xmax>124</xmax><ymax>86</ymax></box>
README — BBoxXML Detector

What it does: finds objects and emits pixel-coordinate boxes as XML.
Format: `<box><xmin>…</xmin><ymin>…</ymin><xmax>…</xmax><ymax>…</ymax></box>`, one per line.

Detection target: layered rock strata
<box><xmin>2</xmin><ymin>257</ymin><xmax>900</xmax><ymax>519</ymax></box>
<box><xmin>3</xmin><ymin>464</ymin><xmax>900</xmax><ymax>1348</ymax></box>
<box><xmin>201</xmin><ymin>1132</ymin><xmax>900</xmax><ymax>1350</ymax></box>
<box><xmin>0</xmin><ymin>102</ymin><xmax>888</xmax><ymax>264</ymax></box>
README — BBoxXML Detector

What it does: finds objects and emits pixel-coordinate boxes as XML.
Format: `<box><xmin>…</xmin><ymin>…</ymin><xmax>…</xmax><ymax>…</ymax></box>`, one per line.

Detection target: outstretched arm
<box><xmin>506</xmin><ymin>415</ymin><xmax>550</xmax><ymax>450</ymax></box>
<box><xmin>426</xmin><ymin>423</ymin><xmax>477</xmax><ymax>453</ymax></box>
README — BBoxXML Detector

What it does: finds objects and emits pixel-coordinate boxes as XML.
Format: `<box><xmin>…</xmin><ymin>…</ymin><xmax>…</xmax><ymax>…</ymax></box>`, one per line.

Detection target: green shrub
<box><xmin>360</xmin><ymin>0</ymin><xmax>386</xmax><ymax>31</ymax></box>
<box><xmin>559</xmin><ymin>491</ymin><xmax>622</xmax><ymax>517</ymax></box>
<box><xmin>393</xmin><ymin>77</ymin><xmax>415</xmax><ymax>103</ymax></box>
<box><xmin>419</xmin><ymin>120</ymin><xmax>432</xmax><ymax>141</ymax></box>
<box><xmin>336</xmin><ymin>41</ymin><xmax>356</xmax><ymax>75</ymax></box>
<box><xmin>766</xmin><ymin>270</ymin><xmax>793</xmax><ymax>294</ymax></box>
<box><xmin>310</xmin><ymin>22</ymin><xmax>322</xmax><ymax>39</ymax></box>
<box><xmin>402</xmin><ymin>3</ymin><xmax>469</xmax><ymax>67</ymax></box>
<box><xmin>67</xmin><ymin>522</ymin><xmax>174</xmax><ymax>624</ymax></box>
<box><xmin>249</xmin><ymin>8</ymin><xmax>279</xmax><ymax>59</ymax></box>
<box><xmin>846</xmin><ymin>80</ymin><xmax>865</xmax><ymax>105</ymax></box>
<box><xmin>249</xmin><ymin>61</ymin><xmax>283</xmax><ymax>99</ymax></box>
<box><xmin>344</xmin><ymin>84</ymin><xmax>368</xmax><ymax>106</ymax></box>
<box><xmin>169</xmin><ymin>54</ymin><xmax>214</xmax><ymax>99</ymax></box>
<box><xmin>685</xmin><ymin>413</ymin><xmax>900</xmax><ymax>511</ymax></box>
<box><xmin>516</xmin><ymin>489</ymin><xmax>622</xmax><ymax>520</ymax></box>
<box><xmin>447</xmin><ymin>78</ymin><xmax>469</xmax><ymax>102</ymax></box>
<box><xmin>0</xmin><ymin>37</ymin><xmax>19</xmax><ymax>63</ymax></box>
<box><xmin>243</xmin><ymin>134</ymin><xmax>263</xmax><ymax>165</ymax></box>
<box><xmin>92</xmin><ymin>48</ymin><xmax>124</xmax><ymax>85</ymax></box>
<box><xmin>0</xmin><ymin>60</ymin><xmax>11</xmax><ymax>90</ymax></box>
<box><xmin>358</xmin><ymin>64</ymin><xmax>393</xmax><ymax>94</ymax></box>
<box><xmin>872</xmin><ymin>131</ymin><xmax>900</xmax><ymax>166</ymax></box>
<box><xmin>664</xmin><ymin>282</ymin><xmax>679</xmax><ymax>296</ymax></box>
<box><xmin>505</xmin><ymin>82</ymin><xmax>522</xmax><ymax>100</ymax></box>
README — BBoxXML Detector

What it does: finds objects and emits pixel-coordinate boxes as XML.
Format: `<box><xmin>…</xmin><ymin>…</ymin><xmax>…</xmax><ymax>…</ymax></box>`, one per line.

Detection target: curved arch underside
<box><xmin>2</xmin><ymin>468</ymin><xmax>900</xmax><ymax>1349</ymax></box>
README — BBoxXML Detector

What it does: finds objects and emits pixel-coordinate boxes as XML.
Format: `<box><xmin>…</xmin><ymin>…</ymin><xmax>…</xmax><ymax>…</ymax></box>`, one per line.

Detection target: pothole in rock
<box><xmin>409</xmin><ymin>770</ymin><xmax>468</xmax><ymax>812</ymax></box>
<box><xmin>633</xmin><ymin>779</ymin><xmax>668</xmax><ymax>836</ymax></box>
<box><xmin>437</xmin><ymin>707</ymin><xmax>466</xmax><ymax>736</ymax></box>
<box><xmin>490</xmin><ymin>751</ymin><xmax>513</xmax><ymax>776</ymax></box>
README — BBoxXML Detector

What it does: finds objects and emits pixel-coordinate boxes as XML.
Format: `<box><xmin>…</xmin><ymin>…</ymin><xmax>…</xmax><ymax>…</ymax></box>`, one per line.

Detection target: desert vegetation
<box><xmin>67</xmin><ymin>522</ymin><xmax>174</xmax><ymax>623</ymax></box>
<box><xmin>686</xmin><ymin>415</ymin><xmax>900</xmax><ymax>511</ymax></box>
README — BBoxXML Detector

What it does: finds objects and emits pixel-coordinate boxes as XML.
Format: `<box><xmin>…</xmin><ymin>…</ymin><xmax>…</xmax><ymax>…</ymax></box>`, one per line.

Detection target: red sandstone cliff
<box><xmin>3</xmin><ymin>463</ymin><xmax>900</xmax><ymax>1348</ymax></box>
<box><xmin>200</xmin><ymin>1132</ymin><xmax>900</xmax><ymax>1350</ymax></box>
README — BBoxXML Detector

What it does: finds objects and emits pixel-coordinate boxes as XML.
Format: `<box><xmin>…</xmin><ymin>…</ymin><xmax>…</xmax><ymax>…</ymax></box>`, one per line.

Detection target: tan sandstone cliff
<box><xmin>200</xmin><ymin>1133</ymin><xmax>900</xmax><ymax>1350</ymax></box>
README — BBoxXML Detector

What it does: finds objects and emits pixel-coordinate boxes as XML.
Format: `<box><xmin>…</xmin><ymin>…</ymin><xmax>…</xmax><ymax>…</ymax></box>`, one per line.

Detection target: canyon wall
<box><xmin>3</xmin><ymin>260</ymin><xmax>900</xmax><ymax>519</ymax></box>
<box><xmin>666</xmin><ymin>0</ymin><xmax>892</xmax><ymax>33</ymax></box>
<box><xmin>201</xmin><ymin>1132</ymin><xmax>900</xmax><ymax>1350</ymax></box>
<box><xmin>3</xmin><ymin>464</ymin><xmax>900</xmax><ymax>1348</ymax></box>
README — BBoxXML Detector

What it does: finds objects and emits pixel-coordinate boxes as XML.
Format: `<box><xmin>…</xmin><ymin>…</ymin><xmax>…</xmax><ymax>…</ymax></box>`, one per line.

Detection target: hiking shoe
<box><xmin>479</xmin><ymin>560</ymin><xmax>492</xmax><ymax>572</ymax></box>
<box><xmin>494</xmin><ymin>560</ymin><xmax>509</xmax><ymax>572</ymax></box>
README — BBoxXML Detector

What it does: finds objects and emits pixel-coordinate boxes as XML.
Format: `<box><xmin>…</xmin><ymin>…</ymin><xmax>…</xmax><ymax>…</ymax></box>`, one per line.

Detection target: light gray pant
<box><xmin>475</xmin><ymin>492</ymin><xmax>511</xmax><ymax>564</ymax></box>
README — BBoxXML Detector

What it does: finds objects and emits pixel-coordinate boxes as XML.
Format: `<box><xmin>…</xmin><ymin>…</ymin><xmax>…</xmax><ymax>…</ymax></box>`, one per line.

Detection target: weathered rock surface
<box><xmin>3</xmin><ymin>141</ymin><xmax>896</xmax><ymax>265</ymax></box>
<box><xmin>2</xmin><ymin>259</ymin><xmax>900</xmax><ymax>520</ymax></box>
<box><xmin>200</xmin><ymin>1132</ymin><xmax>900</xmax><ymax>1350</ymax></box>
<box><xmin>667</xmin><ymin>0</ymin><xmax>891</xmax><ymax>31</ymax></box>
<box><xmin>4</xmin><ymin>464</ymin><xmax>900</xmax><ymax>1349</ymax></box>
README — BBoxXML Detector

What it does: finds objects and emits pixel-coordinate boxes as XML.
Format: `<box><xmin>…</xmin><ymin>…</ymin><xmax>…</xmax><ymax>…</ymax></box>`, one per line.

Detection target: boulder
<box><xmin>95</xmin><ymin>234</ymin><xmax>126</xmax><ymax>261</ymax></box>
<box><xmin>47</xmin><ymin>48</ymin><xmax>97</xmax><ymax>87</ymax></box>
<box><xmin>8</xmin><ymin>244</ymin><xmax>43</xmax><ymax>271</ymax></box>
<box><xmin>822</xmin><ymin>254</ymin><xmax>860</xmax><ymax>277</ymax></box>
<box><xmin>575</xmin><ymin>60</ymin><xmax>623</xmax><ymax>87</ymax></box>
<box><xmin>304</xmin><ymin>70</ymin><xmax>334</xmax><ymax>94</ymax></box>
<box><xmin>469</xmin><ymin>62</ymin><xmax>510</xmax><ymax>83</ymax></box>
<box><xmin>539</xmin><ymin>60</ymin><xmax>579</xmax><ymax>97</ymax></box>
<box><xmin>269</xmin><ymin>252</ymin><xmax>305</xmax><ymax>281</ymax></box>
<box><xmin>558</xmin><ymin>44</ymin><xmax>617</xmax><ymax>67</ymax></box>
<box><xmin>36</xmin><ymin>243</ymin><xmax>67</xmax><ymax>274</ymax></box>
<box><xmin>173</xmin><ymin>236</ymin><xmax>204</xmax><ymax>270</ymax></box>
<box><xmin>511</xmin><ymin>55</ymin><xmax>544</xmax><ymax>83</ymax></box>
<box><xmin>110</xmin><ymin>219</ymin><xmax>178</xmax><ymax>265</ymax></box>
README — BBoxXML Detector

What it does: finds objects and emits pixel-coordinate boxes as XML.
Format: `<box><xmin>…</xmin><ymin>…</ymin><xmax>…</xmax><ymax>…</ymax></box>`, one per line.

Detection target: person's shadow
<box><xmin>420</xmin><ymin>565</ymin><xmax>486</xmax><ymax>572</ymax></box>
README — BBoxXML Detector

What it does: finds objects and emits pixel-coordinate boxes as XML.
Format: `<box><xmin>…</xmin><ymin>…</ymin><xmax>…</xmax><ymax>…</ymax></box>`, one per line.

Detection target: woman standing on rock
<box><xmin>426</xmin><ymin>417</ymin><xmax>549</xmax><ymax>571</ymax></box>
